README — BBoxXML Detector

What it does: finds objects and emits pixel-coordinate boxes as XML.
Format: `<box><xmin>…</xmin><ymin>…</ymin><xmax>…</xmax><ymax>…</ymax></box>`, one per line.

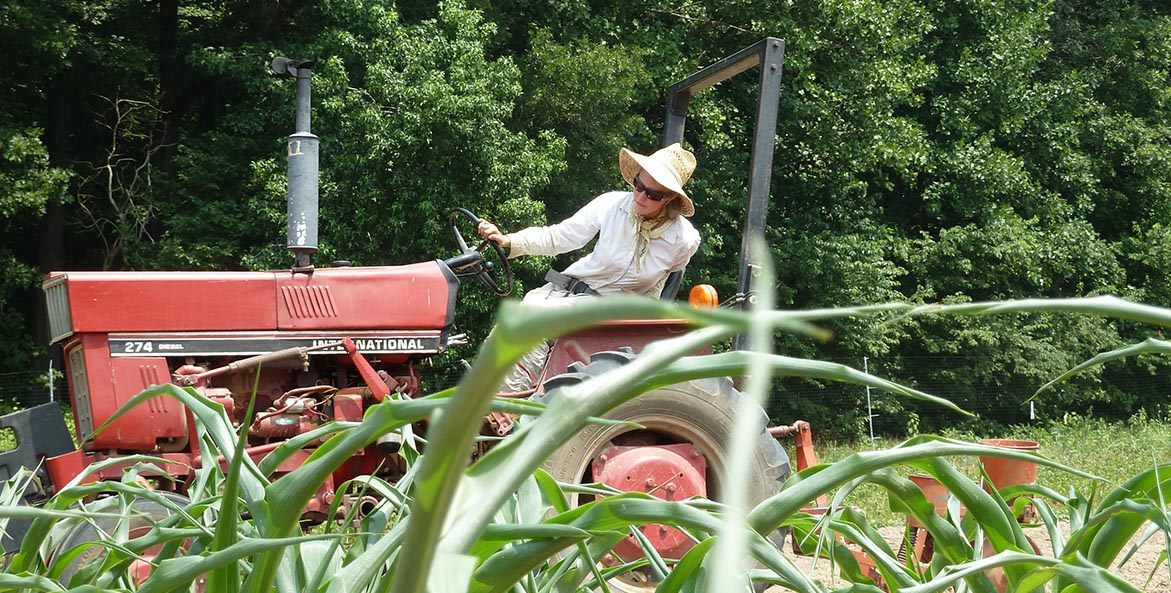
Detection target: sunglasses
<box><xmin>632</xmin><ymin>174</ymin><xmax>674</xmax><ymax>202</ymax></box>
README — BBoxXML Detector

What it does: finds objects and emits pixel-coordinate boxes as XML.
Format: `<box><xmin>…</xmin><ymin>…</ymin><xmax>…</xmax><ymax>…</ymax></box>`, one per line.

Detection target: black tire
<box><xmin>49</xmin><ymin>491</ymin><xmax>197</xmax><ymax>588</ymax></box>
<box><xmin>538</xmin><ymin>349</ymin><xmax>790</xmax><ymax>591</ymax></box>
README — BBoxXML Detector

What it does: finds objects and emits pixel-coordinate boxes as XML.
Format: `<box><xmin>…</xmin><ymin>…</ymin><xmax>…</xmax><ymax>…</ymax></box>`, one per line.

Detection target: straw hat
<box><xmin>619</xmin><ymin>143</ymin><xmax>697</xmax><ymax>217</ymax></box>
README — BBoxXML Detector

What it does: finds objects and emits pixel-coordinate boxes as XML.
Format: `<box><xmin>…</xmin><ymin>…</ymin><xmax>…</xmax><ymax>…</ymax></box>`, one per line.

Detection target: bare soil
<box><xmin>774</xmin><ymin>521</ymin><xmax>1170</xmax><ymax>592</ymax></box>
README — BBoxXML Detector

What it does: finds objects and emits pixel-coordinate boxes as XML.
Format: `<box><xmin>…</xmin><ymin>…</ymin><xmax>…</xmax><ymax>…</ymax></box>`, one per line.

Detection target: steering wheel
<box><xmin>445</xmin><ymin>208</ymin><xmax>513</xmax><ymax>296</ymax></box>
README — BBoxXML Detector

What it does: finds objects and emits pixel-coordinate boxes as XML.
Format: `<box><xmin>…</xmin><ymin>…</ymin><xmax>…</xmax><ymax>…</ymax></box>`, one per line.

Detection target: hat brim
<box><xmin>620</xmin><ymin>148</ymin><xmax>695</xmax><ymax>217</ymax></box>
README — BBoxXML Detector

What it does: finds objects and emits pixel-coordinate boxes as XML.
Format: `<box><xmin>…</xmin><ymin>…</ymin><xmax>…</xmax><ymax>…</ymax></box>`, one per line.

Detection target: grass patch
<box><xmin>788</xmin><ymin>411</ymin><xmax>1171</xmax><ymax>525</ymax></box>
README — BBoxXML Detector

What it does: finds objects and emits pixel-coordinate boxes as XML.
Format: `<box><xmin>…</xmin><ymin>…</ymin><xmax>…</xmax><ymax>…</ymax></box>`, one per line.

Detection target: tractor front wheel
<box><xmin>49</xmin><ymin>491</ymin><xmax>201</xmax><ymax>589</ymax></box>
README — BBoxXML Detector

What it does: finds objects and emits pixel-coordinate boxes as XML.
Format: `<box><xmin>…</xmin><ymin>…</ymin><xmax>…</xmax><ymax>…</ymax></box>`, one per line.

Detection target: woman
<box><xmin>477</xmin><ymin>143</ymin><xmax>702</xmax><ymax>393</ymax></box>
<box><xmin>477</xmin><ymin>142</ymin><xmax>701</xmax><ymax>299</ymax></box>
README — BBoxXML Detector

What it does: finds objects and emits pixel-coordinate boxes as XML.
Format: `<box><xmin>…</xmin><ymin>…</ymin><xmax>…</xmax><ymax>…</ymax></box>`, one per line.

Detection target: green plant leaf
<box><xmin>135</xmin><ymin>533</ymin><xmax>340</xmax><ymax>593</ymax></box>
<box><xmin>654</xmin><ymin>537</ymin><xmax>717</xmax><ymax>593</ymax></box>
<box><xmin>249</xmin><ymin>396</ymin><xmax>440</xmax><ymax>591</ymax></box>
<box><xmin>749</xmin><ymin>436</ymin><xmax>1098</xmax><ymax>536</ymax></box>
<box><xmin>1013</xmin><ymin>553</ymin><xmax>1146</xmax><ymax>593</ymax></box>
<box><xmin>1032</xmin><ymin>337</ymin><xmax>1171</xmax><ymax>400</ymax></box>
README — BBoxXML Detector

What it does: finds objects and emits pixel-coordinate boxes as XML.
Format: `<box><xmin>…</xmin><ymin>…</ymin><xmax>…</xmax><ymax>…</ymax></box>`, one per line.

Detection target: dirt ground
<box><xmin>774</xmin><ymin>521</ymin><xmax>1170</xmax><ymax>592</ymax></box>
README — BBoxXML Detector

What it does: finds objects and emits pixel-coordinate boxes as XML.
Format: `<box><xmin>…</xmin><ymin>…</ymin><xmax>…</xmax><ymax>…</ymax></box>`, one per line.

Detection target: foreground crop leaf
<box><xmin>708</xmin><ymin>236</ymin><xmax>777</xmax><ymax>593</ymax></box>
<box><xmin>428</xmin><ymin>550</ymin><xmax>476</xmax><ymax>593</ymax></box>
<box><xmin>209</xmin><ymin>368</ymin><xmax>260</xmax><ymax>593</ymax></box>
<box><xmin>248</xmin><ymin>396</ymin><xmax>438</xmax><ymax>591</ymax></box>
<box><xmin>0</xmin><ymin>572</ymin><xmax>66</xmax><ymax>591</ymax></box>
<box><xmin>910</xmin><ymin>296</ymin><xmax>1171</xmax><ymax>329</ymax></box>
<box><xmin>898</xmin><ymin>550</ymin><xmax>1056</xmax><ymax>593</ymax></box>
<box><xmin>1013</xmin><ymin>553</ymin><xmax>1145</xmax><ymax>593</ymax></box>
<box><xmin>256</xmin><ymin>422</ymin><xmax>359</xmax><ymax>476</ymax></box>
<box><xmin>538</xmin><ymin>532</ymin><xmax>626</xmax><ymax>593</ymax></box>
<box><xmin>651</xmin><ymin>351</ymin><xmax>970</xmax><ymax>416</ymax></box>
<box><xmin>481</xmin><ymin>523</ymin><xmax>593</xmax><ymax>541</ymax></box>
<box><xmin>432</xmin><ymin>294</ymin><xmax>936</xmax><ymax>583</ymax></box>
<box><xmin>655</xmin><ymin>537</ymin><xmax>717</xmax><ymax>593</ymax></box>
<box><xmin>828</xmin><ymin>518</ymin><xmax>920</xmax><ymax>591</ymax></box>
<box><xmin>322</xmin><ymin>519</ymin><xmax>411</xmax><ymax>593</ymax></box>
<box><xmin>1047</xmin><ymin>463</ymin><xmax>1171</xmax><ymax>592</ymax></box>
<box><xmin>1118</xmin><ymin>523</ymin><xmax>1169</xmax><ymax>574</ymax></box>
<box><xmin>299</xmin><ymin>540</ymin><xmax>345</xmax><ymax>591</ymax></box>
<box><xmin>443</xmin><ymin>322</ymin><xmax>737</xmax><ymax>549</ymax></box>
<box><xmin>533</xmin><ymin>469</ymin><xmax>570</xmax><ymax>515</ymax></box>
<box><xmin>92</xmin><ymin>384</ymin><xmax>270</xmax><ymax>513</ymax></box>
<box><xmin>467</xmin><ymin>534</ymin><xmax>591</xmax><ymax>593</ymax></box>
<box><xmin>748</xmin><ymin>436</ymin><xmax>1098</xmax><ymax>536</ymax></box>
<box><xmin>1032</xmin><ymin>338</ymin><xmax>1171</xmax><ymax>399</ymax></box>
<box><xmin>135</xmin><ymin>533</ymin><xmax>338</xmax><ymax>593</ymax></box>
<box><xmin>1064</xmin><ymin>498</ymin><xmax>1171</xmax><ymax>575</ymax></box>
<box><xmin>9</xmin><ymin>480</ymin><xmax>209</xmax><ymax>576</ymax></box>
<box><xmin>932</xmin><ymin>458</ymin><xmax>1028</xmax><ymax>546</ymax></box>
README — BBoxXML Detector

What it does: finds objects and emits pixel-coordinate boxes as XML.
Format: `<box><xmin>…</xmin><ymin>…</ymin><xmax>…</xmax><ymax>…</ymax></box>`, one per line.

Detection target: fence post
<box><xmin>864</xmin><ymin>356</ymin><xmax>875</xmax><ymax>446</ymax></box>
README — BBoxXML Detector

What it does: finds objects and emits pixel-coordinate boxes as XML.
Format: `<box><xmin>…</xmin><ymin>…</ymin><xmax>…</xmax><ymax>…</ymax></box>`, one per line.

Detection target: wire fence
<box><xmin>0</xmin><ymin>370</ymin><xmax>69</xmax><ymax>415</ymax></box>
<box><xmin>4</xmin><ymin>355</ymin><xmax>1168</xmax><ymax>441</ymax></box>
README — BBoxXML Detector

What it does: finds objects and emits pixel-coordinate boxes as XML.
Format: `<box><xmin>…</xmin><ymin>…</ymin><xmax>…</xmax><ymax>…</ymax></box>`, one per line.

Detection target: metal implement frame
<box><xmin>662</xmin><ymin>38</ymin><xmax>785</xmax><ymax>351</ymax></box>
<box><xmin>0</xmin><ymin>402</ymin><xmax>77</xmax><ymax>552</ymax></box>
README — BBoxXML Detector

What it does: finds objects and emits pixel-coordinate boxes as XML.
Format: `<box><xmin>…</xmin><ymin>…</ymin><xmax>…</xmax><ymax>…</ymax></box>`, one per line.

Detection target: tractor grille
<box><xmin>43</xmin><ymin>276</ymin><xmax>74</xmax><ymax>344</ymax></box>
<box><xmin>68</xmin><ymin>345</ymin><xmax>94</xmax><ymax>442</ymax></box>
<box><xmin>281</xmin><ymin>285</ymin><xmax>338</xmax><ymax>319</ymax></box>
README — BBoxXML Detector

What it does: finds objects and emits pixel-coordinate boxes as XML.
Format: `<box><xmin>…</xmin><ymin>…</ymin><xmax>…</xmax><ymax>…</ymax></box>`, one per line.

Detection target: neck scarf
<box><xmin>630</xmin><ymin>208</ymin><xmax>672</xmax><ymax>272</ymax></box>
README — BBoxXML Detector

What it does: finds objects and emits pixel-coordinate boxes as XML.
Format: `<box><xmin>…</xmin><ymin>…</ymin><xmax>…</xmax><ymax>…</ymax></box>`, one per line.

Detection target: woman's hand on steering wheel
<box><xmin>446</xmin><ymin>208</ymin><xmax>513</xmax><ymax>296</ymax></box>
<box><xmin>476</xmin><ymin>219</ymin><xmax>511</xmax><ymax>248</ymax></box>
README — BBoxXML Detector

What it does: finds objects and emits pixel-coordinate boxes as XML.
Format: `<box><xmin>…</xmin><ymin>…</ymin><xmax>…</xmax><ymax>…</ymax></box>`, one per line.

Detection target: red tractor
<box><xmin>2</xmin><ymin>39</ymin><xmax>804</xmax><ymax>589</ymax></box>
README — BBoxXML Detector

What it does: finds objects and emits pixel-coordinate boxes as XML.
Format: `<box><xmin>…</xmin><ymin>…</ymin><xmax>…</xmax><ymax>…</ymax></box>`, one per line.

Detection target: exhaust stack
<box><xmin>272</xmin><ymin>57</ymin><xmax>319</xmax><ymax>272</ymax></box>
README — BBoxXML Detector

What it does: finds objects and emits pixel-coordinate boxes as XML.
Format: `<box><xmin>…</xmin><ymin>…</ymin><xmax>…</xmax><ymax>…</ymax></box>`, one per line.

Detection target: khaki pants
<box><xmin>499</xmin><ymin>283</ymin><xmax>594</xmax><ymax>394</ymax></box>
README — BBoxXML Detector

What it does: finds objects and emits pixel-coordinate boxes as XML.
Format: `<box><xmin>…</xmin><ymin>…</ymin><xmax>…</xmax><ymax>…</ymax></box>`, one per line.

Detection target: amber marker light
<box><xmin>688</xmin><ymin>284</ymin><xmax>719</xmax><ymax>309</ymax></box>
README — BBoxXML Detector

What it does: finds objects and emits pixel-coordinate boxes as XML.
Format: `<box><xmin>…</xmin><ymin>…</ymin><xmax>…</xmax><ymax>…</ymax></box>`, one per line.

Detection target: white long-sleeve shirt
<box><xmin>507</xmin><ymin>191</ymin><xmax>701</xmax><ymax>297</ymax></box>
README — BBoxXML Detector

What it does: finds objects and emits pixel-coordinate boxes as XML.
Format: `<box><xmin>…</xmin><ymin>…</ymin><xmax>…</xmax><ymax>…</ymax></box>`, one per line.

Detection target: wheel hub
<box><xmin>592</xmin><ymin>443</ymin><xmax>707</xmax><ymax>561</ymax></box>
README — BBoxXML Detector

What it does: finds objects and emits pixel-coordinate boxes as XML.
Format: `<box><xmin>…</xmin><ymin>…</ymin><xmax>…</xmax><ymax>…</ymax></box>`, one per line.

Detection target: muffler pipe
<box><xmin>273</xmin><ymin>57</ymin><xmax>319</xmax><ymax>272</ymax></box>
<box><xmin>376</xmin><ymin>431</ymin><xmax>403</xmax><ymax>454</ymax></box>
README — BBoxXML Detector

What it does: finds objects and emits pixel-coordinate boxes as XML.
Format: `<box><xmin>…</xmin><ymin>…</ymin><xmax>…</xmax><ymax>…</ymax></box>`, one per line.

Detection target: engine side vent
<box><xmin>68</xmin><ymin>346</ymin><xmax>94</xmax><ymax>443</ymax></box>
<box><xmin>43</xmin><ymin>276</ymin><xmax>74</xmax><ymax>344</ymax></box>
<box><xmin>281</xmin><ymin>285</ymin><xmax>338</xmax><ymax>319</ymax></box>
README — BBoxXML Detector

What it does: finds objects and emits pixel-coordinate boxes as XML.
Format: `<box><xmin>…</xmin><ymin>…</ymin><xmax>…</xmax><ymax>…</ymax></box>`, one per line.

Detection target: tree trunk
<box><xmin>157</xmin><ymin>0</ymin><xmax>181</xmax><ymax>168</ymax></box>
<box><xmin>33</xmin><ymin>77</ymin><xmax>70</xmax><ymax>367</ymax></box>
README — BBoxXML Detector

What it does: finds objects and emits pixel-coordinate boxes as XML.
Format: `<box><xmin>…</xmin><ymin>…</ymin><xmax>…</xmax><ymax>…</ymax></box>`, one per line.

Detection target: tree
<box><xmin>1</xmin><ymin>0</ymin><xmax>81</xmax><ymax>365</ymax></box>
<box><xmin>141</xmin><ymin>0</ymin><xmax>564</xmax><ymax>341</ymax></box>
<box><xmin>2</xmin><ymin>0</ymin><xmax>1170</xmax><ymax>433</ymax></box>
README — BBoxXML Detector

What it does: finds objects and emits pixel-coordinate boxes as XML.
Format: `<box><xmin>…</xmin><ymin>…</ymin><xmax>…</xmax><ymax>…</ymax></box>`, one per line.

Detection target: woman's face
<box><xmin>631</xmin><ymin>172</ymin><xmax>675</xmax><ymax>218</ymax></box>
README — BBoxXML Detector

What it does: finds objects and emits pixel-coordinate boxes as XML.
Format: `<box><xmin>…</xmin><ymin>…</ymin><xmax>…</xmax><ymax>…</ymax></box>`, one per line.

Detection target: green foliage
<box><xmin>1124</xmin><ymin>223</ymin><xmax>1171</xmax><ymax>307</ymax></box>
<box><xmin>149</xmin><ymin>0</ymin><xmax>563</xmax><ymax>273</ymax></box>
<box><xmin>514</xmin><ymin>29</ymin><xmax>654</xmax><ymax>222</ymax></box>
<box><xmin>0</xmin><ymin>126</ymin><xmax>70</xmax><ymax>370</ymax></box>
<box><xmin>0</xmin><ymin>6</ymin><xmax>76</xmax><ymax>344</ymax></box>
<box><xmin>123</xmin><ymin>0</ymin><xmax>566</xmax><ymax>341</ymax></box>
<box><xmin>0</xmin><ymin>129</ymin><xmax>69</xmax><ymax>220</ymax></box>
<box><xmin>2</xmin><ymin>0</ymin><xmax>1170</xmax><ymax>577</ymax></box>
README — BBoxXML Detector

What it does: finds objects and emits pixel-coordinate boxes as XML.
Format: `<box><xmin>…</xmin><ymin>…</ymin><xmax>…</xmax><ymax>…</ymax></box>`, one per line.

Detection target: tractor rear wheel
<box><xmin>537</xmin><ymin>349</ymin><xmax>790</xmax><ymax>591</ymax></box>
